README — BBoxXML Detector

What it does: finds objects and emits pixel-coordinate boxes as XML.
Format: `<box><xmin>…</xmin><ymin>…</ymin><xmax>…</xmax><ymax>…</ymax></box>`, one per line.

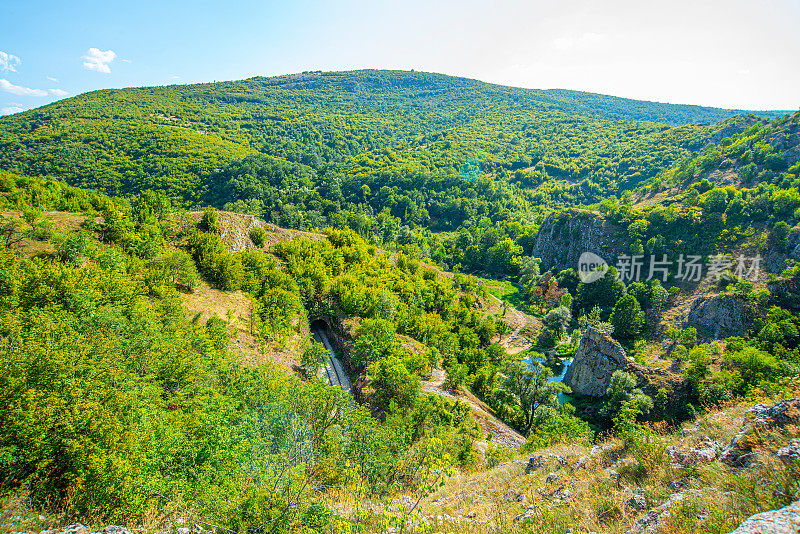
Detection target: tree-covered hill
<box><xmin>0</xmin><ymin>70</ymin><xmax>788</xmax><ymax>204</ymax></box>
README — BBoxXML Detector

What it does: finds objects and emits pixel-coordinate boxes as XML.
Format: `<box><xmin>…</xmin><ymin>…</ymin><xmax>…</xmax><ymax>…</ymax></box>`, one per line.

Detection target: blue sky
<box><xmin>1</xmin><ymin>0</ymin><xmax>799</xmax><ymax>116</ymax></box>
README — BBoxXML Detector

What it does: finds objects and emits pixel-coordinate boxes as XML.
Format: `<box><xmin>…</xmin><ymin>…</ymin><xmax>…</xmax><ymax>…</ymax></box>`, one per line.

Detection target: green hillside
<box><xmin>0</xmin><ymin>70</ymin><xmax>787</xmax><ymax>205</ymax></box>
<box><xmin>1</xmin><ymin>71</ymin><xmax>800</xmax><ymax>534</ymax></box>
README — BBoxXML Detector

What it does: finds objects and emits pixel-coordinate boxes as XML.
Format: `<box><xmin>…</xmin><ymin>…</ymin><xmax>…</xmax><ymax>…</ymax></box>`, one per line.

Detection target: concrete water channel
<box><xmin>310</xmin><ymin>320</ymin><xmax>352</xmax><ymax>395</ymax></box>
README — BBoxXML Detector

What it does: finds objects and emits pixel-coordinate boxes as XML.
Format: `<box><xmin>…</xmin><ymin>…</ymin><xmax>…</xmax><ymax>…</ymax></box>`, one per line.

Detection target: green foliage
<box><xmin>574</xmin><ymin>266</ymin><xmax>626</xmax><ymax>317</ymax></box>
<box><xmin>601</xmin><ymin>370</ymin><xmax>653</xmax><ymax>422</ymax></box>
<box><xmin>249</xmin><ymin>225</ymin><xmax>267</xmax><ymax>247</ymax></box>
<box><xmin>366</xmin><ymin>355</ymin><xmax>422</xmax><ymax>414</ymax></box>
<box><xmin>523</xmin><ymin>405</ymin><xmax>593</xmax><ymax>452</ymax></box>
<box><xmin>492</xmin><ymin>359</ymin><xmax>569</xmax><ymax>435</ymax></box>
<box><xmin>352</xmin><ymin>318</ymin><xmax>401</xmax><ymax>373</ymax></box>
<box><xmin>610</xmin><ymin>294</ymin><xmax>646</xmax><ymax>338</ymax></box>
<box><xmin>55</xmin><ymin>231</ymin><xmax>93</xmax><ymax>266</ymax></box>
<box><xmin>189</xmin><ymin>231</ymin><xmax>243</xmax><ymax>290</ymax></box>
<box><xmin>200</xmin><ymin>206</ymin><xmax>220</xmax><ymax>233</ymax></box>
<box><xmin>301</xmin><ymin>341</ymin><xmax>329</xmax><ymax>378</ymax></box>
<box><xmin>542</xmin><ymin>305</ymin><xmax>572</xmax><ymax>334</ymax></box>
<box><xmin>147</xmin><ymin>250</ymin><xmax>200</xmax><ymax>292</ymax></box>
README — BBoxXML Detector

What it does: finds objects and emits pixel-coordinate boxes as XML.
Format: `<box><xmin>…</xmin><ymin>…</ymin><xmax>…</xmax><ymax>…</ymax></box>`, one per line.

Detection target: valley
<box><xmin>0</xmin><ymin>70</ymin><xmax>799</xmax><ymax>534</ymax></box>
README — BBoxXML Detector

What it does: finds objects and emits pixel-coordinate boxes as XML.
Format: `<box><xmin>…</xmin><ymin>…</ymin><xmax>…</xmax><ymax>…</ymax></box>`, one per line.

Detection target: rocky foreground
<box><xmin>5</xmin><ymin>399</ymin><xmax>799</xmax><ymax>534</ymax></box>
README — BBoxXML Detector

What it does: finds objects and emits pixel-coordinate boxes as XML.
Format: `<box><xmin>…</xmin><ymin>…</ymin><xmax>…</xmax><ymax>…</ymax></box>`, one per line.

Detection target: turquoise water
<box><xmin>524</xmin><ymin>355</ymin><xmax>573</xmax><ymax>404</ymax></box>
<box><xmin>523</xmin><ymin>355</ymin><xmax>571</xmax><ymax>382</ymax></box>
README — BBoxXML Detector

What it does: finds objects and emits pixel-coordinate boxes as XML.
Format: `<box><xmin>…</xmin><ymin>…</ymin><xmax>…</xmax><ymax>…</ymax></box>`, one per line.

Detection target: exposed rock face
<box><xmin>768</xmin><ymin>271</ymin><xmax>800</xmax><ymax>310</ymax></box>
<box><xmin>685</xmin><ymin>295</ymin><xmax>754</xmax><ymax>338</ymax></box>
<box><xmin>784</xmin><ymin>229</ymin><xmax>800</xmax><ymax>262</ymax></box>
<box><xmin>531</xmin><ymin>209</ymin><xmax>626</xmax><ymax>271</ymax></box>
<box><xmin>564</xmin><ymin>326</ymin><xmax>628</xmax><ymax>397</ymax></box>
<box><xmin>667</xmin><ymin>440</ymin><xmax>724</xmax><ymax>468</ymax></box>
<box><xmin>721</xmin><ymin>399</ymin><xmax>800</xmax><ymax>467</ymax></box>
<box><xmin>41</xmin><ymin>526</ymin><xmax>136</xmax><ymax>534</ymax></box>
<box><xmin>777</xmin><ymin>439</ymin><xmax>800</xmax><ymax>465</ymax></box>
<box><xmin>709</xmin><ymin>115</ymin><xmax>764</xmax><ymax>145</ymax></box>
<box><xmin>631</xmin><ymin>491</ymin><xmax>699</xmax><ymax>533</ymax></box>
<box><xmin>727</xmin><ymin>499</ymin><xmax>800</xmax><ymax>534</ymax></box>
<box><xmin>750</xmin><ymin>398</ymin><xmax>800</xmax><ymax>427</ymax></box>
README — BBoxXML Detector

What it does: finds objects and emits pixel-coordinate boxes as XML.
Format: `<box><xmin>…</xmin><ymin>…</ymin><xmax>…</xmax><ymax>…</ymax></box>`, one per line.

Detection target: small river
<box><xmin>523</xmin><ymin>354</ymin><xmax>574</xmax><ymax>404</ymax></box>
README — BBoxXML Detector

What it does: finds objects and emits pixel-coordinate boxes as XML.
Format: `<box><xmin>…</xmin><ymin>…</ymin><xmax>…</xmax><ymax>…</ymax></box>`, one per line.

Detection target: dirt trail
<box><xmin>423</xmin><ymin>370</ymin><xmax>526</xmax><ymax>449</ymax></box>
<box><xmin>485</xmin><ymin>293</ymin><xmax>540</xmax><ymax>355</ymax></box>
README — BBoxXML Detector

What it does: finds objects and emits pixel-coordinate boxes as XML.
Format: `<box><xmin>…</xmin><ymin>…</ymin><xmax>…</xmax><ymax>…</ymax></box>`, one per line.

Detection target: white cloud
<box><xmin>0</xmin><ymin>78</ymin><xmax>48</xmax><ymax>96</ymax></box>
<box><xmin>0</xmin><ymin>79</ymin><xmax>65</xmax><ymax>98</ymax></box>
<box><xmin>1</xmin><ymin>104</ymin><xmax>25</xmax><ymax>116</ymax></box>
<box><xmin>0</xmin><ymin>51</ymin><xmax>21</xmax><ymax>72</ymax></box>
<box><xmin>121</xmin><ymin>59</ymin><xmax>132</xmax><ymax>63</ymax></box>
<box><xmin>47</xmin><ymin>76</ymin><xmax>59</xmax><ymax>83</ymax></box>
<box><xmin>82</xmin><ymin>48</ymin><xmax>117</xmax><ymax>73</ymax></box>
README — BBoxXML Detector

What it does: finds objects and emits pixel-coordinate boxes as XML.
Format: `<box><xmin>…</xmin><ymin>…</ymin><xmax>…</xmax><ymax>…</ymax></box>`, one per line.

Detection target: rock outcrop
<box><xmin>777</xmin><ymin>440</ymin><xmax>800</xmax><ymax>465</ymax></box>
<box><xmin>721</xmin><ymin>398</ymin><xmax>800</xmax><ymax>467</ymax></box>
<box><xmin>685</xmin><ymin>295</ymin><xmax>754</xmax><ymax>339</ymax></box>
<box><xmin>768</xmin><ymin>271</ymin><xmax>800</xmax><ymax>310</ymax></box>
<box><xmin>709</xmin><ymin>115</ymin><xmax>764</xmax><ymax>145</ymax></box>
<box><xmin>666</xmin><ymin>440</ymin><xmax>724</xmax><ymax>468</ymax></box>
<box><xmin>563</xmin><ymin>326</ymin><xmax>628</xmax><ymax>397</ymax></box>
<box><xmin>726</xmin><ymin>499</ymin><xmax>800</xmax><ymax>534</ymax></box>
<box><xmin>631</xmin><ymin>491</ymin><xmax>700</xmax><ymax>533</ymax></box>
<box><xmin>531</xmin><ymin>209</ymin><xmax>626</xmax><ymax>271</ymax></box>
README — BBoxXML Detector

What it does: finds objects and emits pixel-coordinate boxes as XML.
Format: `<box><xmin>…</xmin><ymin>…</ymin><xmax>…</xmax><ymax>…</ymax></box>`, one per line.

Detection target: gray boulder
<box><xmin>631</xmin><ymin>491</ymin><xmax>698</xmax><ymax>533</ymax></box>
<box><xmin>726</xmin><ymin>499</ymin><xmax>800</xmax><ymax>534</ymax></box>
<box><xmin>777</xmin><ymin>440</ymin><xmax>800</xmax><ymax>465</ymax></box>
<box><xmin>531</xmin><ymin>209</ymin><xmax>626</xmax><ymax>271</ymax></box>
<box><xmin>686</xmin><ymin>295</ymin><xmax>753</xmax><ymax>339</ymax></box>
<box><xmin>514</xmin><ymin>504</ymin><xmax>542</xmax><ymax>523</ymax></box>
<box><xmin>750</xmin><ymin>399</ymin><xmax>800</xmax><ymax>427</ymax></box>
<box><xmin>626</xmin><ymin>495</ymin><xmax>648</xmax><ymax>511</ymax></box>
<box><xmin>667</xmin><ymin>440</ymin><xmax>724</xmax><ymax>467</ymax></box>
<box><xmin>564</xmin><ymin>326</ymin><xmax>628</xmax><ymax>397</ymax></box>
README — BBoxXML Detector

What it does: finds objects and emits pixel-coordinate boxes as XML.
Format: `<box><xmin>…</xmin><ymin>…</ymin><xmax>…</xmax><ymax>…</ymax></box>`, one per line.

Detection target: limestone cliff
<box><xmin>685</xmin><ymin>294</ymin><xmax>755</xmax><ymax>338</ymax></box>
<box><xmin>564</xmin><ymin>326</ymin><xmax>628</xmax><ymax>397</ymax></box>
<box><xmin>531</xmin><ymin>209</ymin><xmax>626</xmax><ymax>272</ymax></box>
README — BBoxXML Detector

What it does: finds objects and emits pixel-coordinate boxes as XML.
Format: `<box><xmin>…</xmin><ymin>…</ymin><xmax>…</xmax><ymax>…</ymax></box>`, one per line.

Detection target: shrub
<box><xmin>301</xmin><ymin>341</ymin><xmax>329</xmax><ymax>378</ymax></box>
<box><xmin>200</xmin><ymin>206</ymin><xmax>220</xmax><ymax>233</ymax></box>
<box><xmin>250</xmin><ymin>225</ymin><xmax>267</xmax><ymax>247</ymax></box>
<box><xmin>56</xmin><ymin>231</ymin><xmax>92</xmax><ymax>266</ymax></box>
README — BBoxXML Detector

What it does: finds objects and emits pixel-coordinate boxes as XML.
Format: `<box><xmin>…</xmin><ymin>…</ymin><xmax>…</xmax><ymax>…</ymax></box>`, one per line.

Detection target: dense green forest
<box><xmin>0</xmin><ymin>70</ymin><xmax>786</xmax><ymax>208</ymax></box>
<box><xmin>1</xmin><ymin>71</ymin><xmax>799</xmax><ymax>533</ymax></box>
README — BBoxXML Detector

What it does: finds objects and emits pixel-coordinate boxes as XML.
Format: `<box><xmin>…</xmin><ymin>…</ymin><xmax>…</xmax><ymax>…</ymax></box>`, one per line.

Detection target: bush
<box><xmin>301</xmin><ymin>341</ymin><xmax>329</xmax><ymax>378</ymax></box>
<box><xmin>366</xmin><ymin>355</ymin><xmax>421</xmax><ymax>413</ymax></box>
<box><xmin>56</xmin><ymin>231</ymin><xmax>92</xmax><ymax>266</ymax></box>
<box><xmin>200</xmin><ymin>206</ymin><xmax>220</xmax><ymax>233</ymax></box>
<box><xmin>444</xmin><ymin>362</ymin><xmax>470</xmax><ymax>390</ymax></box>
<box><xmin>250</xmin><ymin>225</ymin><xmax>267</xmax><ymax>247</ymax></box>
<box><xmin>600</xmin><ymin>370</ymin><xmax>653</xmax><ymax>422</ymax></box>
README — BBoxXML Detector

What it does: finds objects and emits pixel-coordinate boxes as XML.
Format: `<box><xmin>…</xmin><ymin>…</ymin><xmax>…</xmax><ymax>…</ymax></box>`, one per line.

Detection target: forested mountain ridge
<box><xmin>0</xmin><ymin>70</ymin><xmax>789</xmax><ymax>205</ymax></box>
